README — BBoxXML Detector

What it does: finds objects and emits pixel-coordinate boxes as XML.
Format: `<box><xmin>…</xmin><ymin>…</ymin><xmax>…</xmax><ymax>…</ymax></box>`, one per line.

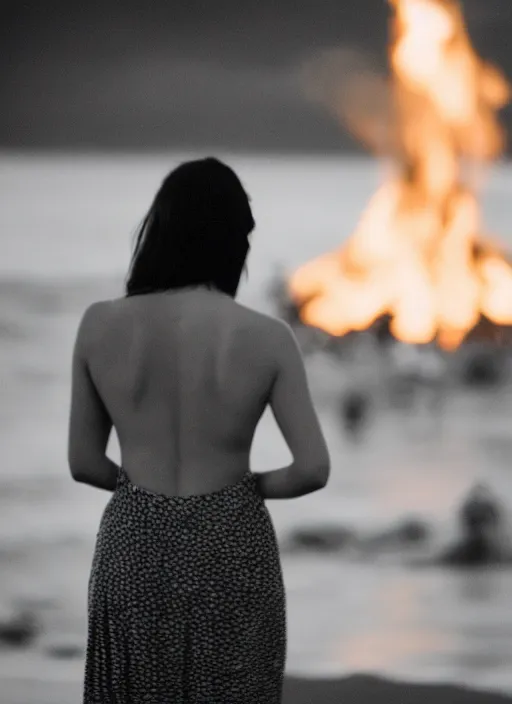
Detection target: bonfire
<box><xmin>289</xmin><ymin>0</ymin><xmax>512</xmax><ymax>351</ymax></box>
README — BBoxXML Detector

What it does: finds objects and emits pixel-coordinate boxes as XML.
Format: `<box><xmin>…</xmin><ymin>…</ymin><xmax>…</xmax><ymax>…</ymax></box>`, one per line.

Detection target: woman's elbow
<box><xmin>69</xmin><ymin>467</ymin><xmax>87</xmax><ymax>484</ymax></box>
<box><xmin>298</xmin><ymin>454</ymin><xmax>331</xmax><ymax>490</ymax></box>
<box><xmin>68</xmin><ymin>456</ymin><xmax>91</xmax><ymax>484</ymax></box>
<box><xmin>313</xmin><ymin>460</ymin><xmax>331</xmax><ymax>488</ymax></box>
<box><xmin>311</xmin><ymin>441</ymin><xmax>331</xmax><ymax>486</ymax></box>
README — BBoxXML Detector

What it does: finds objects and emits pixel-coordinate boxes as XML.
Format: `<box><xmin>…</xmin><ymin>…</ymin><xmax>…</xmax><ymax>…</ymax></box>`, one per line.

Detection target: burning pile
<box><xmin>289</xmin><ymin>0</ymin><xmax>512</xmax><ymax>350</ymax></box>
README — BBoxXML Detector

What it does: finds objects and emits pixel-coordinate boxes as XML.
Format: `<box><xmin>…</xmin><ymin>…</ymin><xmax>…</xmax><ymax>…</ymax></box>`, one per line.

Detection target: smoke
<box><xmin>298</xmin><ymin>46</ymin><xmax>395</xmax><ymax>155</ymax></box>
<box><xmin>461</xmin><ymin>0</ymin><xmax>512</xmax><ymax>27</ymax></box>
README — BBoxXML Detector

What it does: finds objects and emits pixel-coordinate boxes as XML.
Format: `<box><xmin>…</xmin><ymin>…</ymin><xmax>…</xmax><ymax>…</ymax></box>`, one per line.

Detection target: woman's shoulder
<box><xmin>73</xmin><ymin>299</ymin><xmax>115</xmax><ymax>359</ymax></box>
<box><xmin>84</xmin><ymin>294</ymin><xmax>287</xmax><ymax>340</ymax></box>
<box><xmin>229</xmin><ymin>299</ymin><xmax>290</xmax><ymax>337</ymax></box>
<box><xmin>80</xmin><ymin>298</ymin><xmax>116</xmax><ymax>325</ymax></box>
<box><xmin>227</xmin><ymin>303</ymin><xmax>299</xmax><ymax>365</ymax></box>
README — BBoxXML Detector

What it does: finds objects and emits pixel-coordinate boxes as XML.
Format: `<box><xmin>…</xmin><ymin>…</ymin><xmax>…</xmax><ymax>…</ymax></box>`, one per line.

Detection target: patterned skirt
<box><xmin>83</xmin><ymin>468</ymin><xmax>287</xmax><ymax>703</ymax></box>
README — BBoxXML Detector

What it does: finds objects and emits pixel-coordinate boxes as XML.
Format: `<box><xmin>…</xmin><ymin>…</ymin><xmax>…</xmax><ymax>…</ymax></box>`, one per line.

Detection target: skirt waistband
<box><xmin>116</xmin><ymin>467</ymin><xmax>258</xmax><ymax>507</ymax></box>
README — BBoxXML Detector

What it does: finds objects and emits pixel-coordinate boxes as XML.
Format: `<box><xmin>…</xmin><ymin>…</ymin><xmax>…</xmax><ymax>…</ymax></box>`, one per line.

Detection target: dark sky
<box><xmin>2</xmin><ymin>0</ymin><xmax>512</xmax><ymax>152</ymax></box>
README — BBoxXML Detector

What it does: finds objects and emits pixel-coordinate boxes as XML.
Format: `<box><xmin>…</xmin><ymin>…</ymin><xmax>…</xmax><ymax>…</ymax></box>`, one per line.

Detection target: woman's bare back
<box><xmin>86</xmin><ymin>288</ymin><xmax>276</xmax><ymax>496</ymax></box>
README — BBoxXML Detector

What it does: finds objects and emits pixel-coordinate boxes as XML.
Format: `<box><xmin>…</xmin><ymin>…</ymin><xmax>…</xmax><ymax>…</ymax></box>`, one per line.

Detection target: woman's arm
<box><xmin>74</xmin><ymin>455</ymin><xmax>120</xmax><ymax>492</ymax></box>
<box><xmin>255</xmin><ymin>319</ymin><xmax>331</xmax><ymax>500</ymax></box>
<box><xmin>67</xmin><ymin>302</ymin><xmax>119</xmax><ymax>492</ymax></box>
<box><xmin>254</xmin><ymin>464</ymin><xmax>327</xmax><ymax>500</ymax></box>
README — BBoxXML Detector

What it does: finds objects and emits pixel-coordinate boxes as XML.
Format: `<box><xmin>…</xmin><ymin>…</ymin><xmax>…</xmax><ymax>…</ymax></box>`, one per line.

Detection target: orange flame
<box><xmin>290</xmin><ymin>0</ymin><xmax>512</xmax><ymax>349</ymax></box>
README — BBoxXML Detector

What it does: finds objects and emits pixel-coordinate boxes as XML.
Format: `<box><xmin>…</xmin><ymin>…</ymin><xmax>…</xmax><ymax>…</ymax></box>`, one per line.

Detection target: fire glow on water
<box><xmin>290</xmin><ymin>0</ymin><xmax>512</xmax><ymax>350</ymax></box>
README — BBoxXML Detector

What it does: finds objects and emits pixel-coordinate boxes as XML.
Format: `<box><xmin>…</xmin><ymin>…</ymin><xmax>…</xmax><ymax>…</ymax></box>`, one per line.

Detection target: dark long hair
<box><xmin>124</xmin><ymin>157</ymin><xmax>255</xmax><ymax>298</ymax></box>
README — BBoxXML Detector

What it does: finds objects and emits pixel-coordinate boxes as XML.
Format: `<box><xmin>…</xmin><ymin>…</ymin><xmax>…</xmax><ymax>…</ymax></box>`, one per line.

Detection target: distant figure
<box><xmin>461</xmin><ymin>484</ymin><xmax>500</xmax><ymax>531</ymax></box>
<box><xmin>339</xmin><ymin>390</ymin><xmax>371</xmax><ymax>439</ymax></box>
<box><xmin>461</xmin><ymin>349</ymin><xmax>503</xmax><ymax>388</ymax></box>
<box><xmin>267</xmin><ymin>265</ymin><xmax>302</xmax><ymax>326</ymax></box>
<box><xmin>417</xmin><ymin>345</ymin><xmax>448</xmax><ymax>417</ymax></box>
<box><xmin>386</xmin><ymin>342</ymin><xmax>421</xmax><ymax>408</ymax></box>
<box><xmin>373</xmin><ymin>316</ymin><xmax>394</xmax><ymax>349</ymax></box>
<box><xmin>387</xmin><ymin>342</ymin><xmax>447</xmax><ymax>414</ymax></box>
<box><xmin>0</xmin><ymin>609</ymin><xmax>39</xmax><ymax>647</ymax></box>
<box><xmin>441</xmin><ymin>483</ymin><xmax>508</xmax><ymax>566</ymax></box>
<box><xmin>266</xmin><ymin>267</ymin><xmax>330</xmax><ymax>356</ymax></box>
<box><xmin>68</xmin><ymin>157</ymin><xmax>331</xmax><ymax>702</ymax></box>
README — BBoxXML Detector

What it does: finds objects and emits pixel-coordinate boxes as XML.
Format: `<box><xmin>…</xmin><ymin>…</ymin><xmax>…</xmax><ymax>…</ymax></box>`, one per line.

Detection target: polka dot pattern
<box><xmin>83</xmin><ymin>468</ymin><xmax>287</xmax><ymax>703</ymax></box>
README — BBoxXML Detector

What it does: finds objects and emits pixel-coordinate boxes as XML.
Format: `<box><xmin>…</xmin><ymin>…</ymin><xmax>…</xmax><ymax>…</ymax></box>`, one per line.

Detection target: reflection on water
<box><xmin>287</xmin><ymin>561</ymin><xmax>512</xmax><ymax>693</ymax></box>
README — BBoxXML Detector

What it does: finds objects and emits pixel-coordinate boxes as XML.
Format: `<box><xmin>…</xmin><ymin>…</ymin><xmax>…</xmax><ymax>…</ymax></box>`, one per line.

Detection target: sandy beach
<box><xmin>3</xmin><ymin>672</ymin><xmax>512</xmax><ymax>704</ymax></box>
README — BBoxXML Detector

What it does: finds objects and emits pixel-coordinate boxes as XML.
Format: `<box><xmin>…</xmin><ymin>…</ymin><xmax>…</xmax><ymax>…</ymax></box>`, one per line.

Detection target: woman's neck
<box><xmin>126</xmin><ymin>283</ymin><xmax>233</xmax><ymax>299</ymax></box>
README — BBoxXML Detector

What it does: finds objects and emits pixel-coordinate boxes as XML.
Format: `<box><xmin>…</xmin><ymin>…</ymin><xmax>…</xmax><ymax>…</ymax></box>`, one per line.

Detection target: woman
<box><xmin>68</xmin><ymin>157</ymin><xmax>331</xmax><ymax>703</ymax></box>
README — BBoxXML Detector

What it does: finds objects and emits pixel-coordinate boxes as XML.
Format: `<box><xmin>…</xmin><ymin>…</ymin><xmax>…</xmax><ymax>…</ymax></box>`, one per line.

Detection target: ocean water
<box><xmin>2</xmin><ymin>151</ymin><xmax>512</xmax><ymax>693</ymax></box>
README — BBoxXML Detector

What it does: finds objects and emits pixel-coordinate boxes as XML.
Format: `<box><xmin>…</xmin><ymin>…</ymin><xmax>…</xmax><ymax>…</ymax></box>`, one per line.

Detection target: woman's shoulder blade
<box><xmin>100</xmin><ymin>294</ymin><xmax>285</xmax><ymax>348</ymax></box>
<box><xmin>232</xmin><ymin>300</ymin><xmax>284</xmax><ymax>332</ymax></box>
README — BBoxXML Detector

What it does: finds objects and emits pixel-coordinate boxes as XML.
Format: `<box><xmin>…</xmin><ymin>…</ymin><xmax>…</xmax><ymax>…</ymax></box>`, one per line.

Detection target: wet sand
<box><xmin>3</xmin><ymin>673</ymin><xmax>512</xmax><ymax>704</ymax></box>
